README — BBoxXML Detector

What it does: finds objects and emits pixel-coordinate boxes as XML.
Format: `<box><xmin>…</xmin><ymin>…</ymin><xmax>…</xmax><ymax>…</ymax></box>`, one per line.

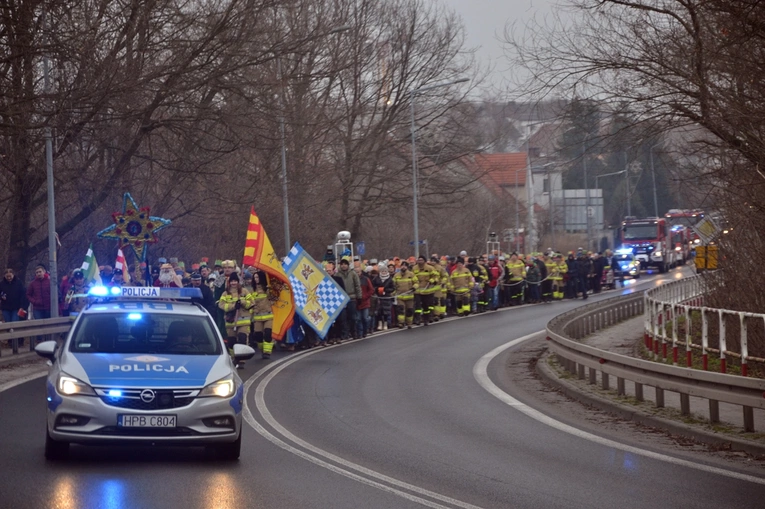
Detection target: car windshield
<box><xmin>623</xmin><ymin>225</ymin><xmax>658</xmax><ymax>240</ymax></box>
<box><xmin>69</xmin><ymin>313</ymin><xmax>221</xmax><ymax>355</ymax></box>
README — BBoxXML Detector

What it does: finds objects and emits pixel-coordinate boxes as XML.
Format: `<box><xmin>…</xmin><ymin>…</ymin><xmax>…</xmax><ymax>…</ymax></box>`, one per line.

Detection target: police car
<box><xmin>35</xmin><ymin>286</ymin><xmax>256</xmax><ymax>460</ymax></box>
<box><xmin>614</xmin><ymin>248</ymin><xmax>641</xmax><ymax>279</ymax></box>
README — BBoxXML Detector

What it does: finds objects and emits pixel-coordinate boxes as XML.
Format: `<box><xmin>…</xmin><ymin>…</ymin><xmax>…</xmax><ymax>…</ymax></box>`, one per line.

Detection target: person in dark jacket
<box><xmin>189</xmin><ymin>272</ymin><xmax>216</xmax><ymax>317</ymax></box>
<box><xmin>373</xmin><ymin>265</ymin><xmax>395</xmax><ymax>330</ymax></box>
<box><xmin>336</xmin><ymin>258</ymin><xmax>361</xmax><ymax>340</ymax></box>
<box><xmin>565</xmin><ymin>253</ymin><xmax>577</xmax><ymax>299</ymax></box>
<box><xmin>325</xmin><ymin>262</ymin><xmax>346</xmax><ymax>345</ymax></box>
<box><xmin>576</xmin><ymin>253</ymin><xmax>592</xmax><ymax>299</ymax></box>
<box><xmin>592</xmin><ymin>253</ymin><xmax>607</xmax><ymax>294</ymax></box>
<box><xmin>1</xmin><ymin>268</ymin><xmax>27</xmax><ymax>324</ymax></box>
<box><xmin>533</xmin><ymin>254</ymin><xmax>549</xmax><ymax>303</ymax></box>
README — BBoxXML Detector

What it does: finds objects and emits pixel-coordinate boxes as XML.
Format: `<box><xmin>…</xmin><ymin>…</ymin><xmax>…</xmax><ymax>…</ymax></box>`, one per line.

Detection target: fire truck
<box><xmin>620</xmin><ymin>217</ymin><xmax>677</xmax><ymax>273</ymax></box>
<box><xmin>664</xmin><ymin>209</ymin><xmax>705</xmax><ymax>245</ymax></box>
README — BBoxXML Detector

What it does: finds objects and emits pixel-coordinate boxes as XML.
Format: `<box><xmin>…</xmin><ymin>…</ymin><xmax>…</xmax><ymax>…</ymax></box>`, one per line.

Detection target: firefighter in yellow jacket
<box><xmin>217</xmin><ymin>272</ymin><xmax>251</xmax><ymax>353</ymax></box>
<box><xmin>430</xmin><ymin>255</ymin><xmax>449</xmax><ymax>321</ymax></box>
<box><xmin>393</xmin><ymin>261</ymin><xmax>417</xmax><ymax>329</ymax></box>
<box><xmin>413</xmin><ymin>255</ymin><xmax>440</xmax><ymax>326</ymax></box>
<box><xmin>246</xmin><ymin>271</ymin><xmax>275</xmax><ymax>359</ymax></box>
<box><xmin>448</xmin><ymin>257</ymin><xmax>474</xmax><ymax>316</ymax></box>
<box><xmin>552</xmin><ymin>254</ymin><xmax>568</xmax><ymax>299</ymax></box>
<box><xmin>505</xmin><ymin>253</ymin><xmax>526</xmax><ymax>306</ymax></box>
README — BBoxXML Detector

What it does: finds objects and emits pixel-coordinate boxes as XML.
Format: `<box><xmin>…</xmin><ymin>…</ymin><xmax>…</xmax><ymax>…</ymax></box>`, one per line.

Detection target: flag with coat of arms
<box><xmin>282</xmin><ymin>242</ymin><xmax>350</xmax><ymax>339</ymax></box>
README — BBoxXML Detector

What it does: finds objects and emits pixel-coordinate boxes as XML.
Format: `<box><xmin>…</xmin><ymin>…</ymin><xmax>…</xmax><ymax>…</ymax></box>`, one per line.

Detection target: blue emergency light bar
<box><xmin>87</xmin><ymin>286</ymin><xmax>202</xmax><ymax>300</ymax></box>
<box><xmin>615</xmin><ymin>248</ymin><xmax>634</xmax><ymax>255</ymax></box>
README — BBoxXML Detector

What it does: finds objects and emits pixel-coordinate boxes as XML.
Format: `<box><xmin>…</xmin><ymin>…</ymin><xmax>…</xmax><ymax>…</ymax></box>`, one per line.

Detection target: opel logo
<box><xmin>140</xmin><ymin>389</ymin><xmax>155</xmax><ymax>403</ymax></box>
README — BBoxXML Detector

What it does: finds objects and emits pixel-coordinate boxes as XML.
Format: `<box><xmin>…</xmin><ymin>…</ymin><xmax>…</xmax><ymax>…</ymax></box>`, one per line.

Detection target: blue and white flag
<box><xmin>282</xmin><ymin>243</ymin><xmax>349</xmax><ymax>339</ymax></box>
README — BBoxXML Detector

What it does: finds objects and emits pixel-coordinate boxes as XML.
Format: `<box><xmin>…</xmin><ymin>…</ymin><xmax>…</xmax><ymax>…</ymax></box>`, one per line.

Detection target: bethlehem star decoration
<box><xmin>97</xmin><ymin>193</ymin><xmax>172</xmax><ymax>261</ymax></box>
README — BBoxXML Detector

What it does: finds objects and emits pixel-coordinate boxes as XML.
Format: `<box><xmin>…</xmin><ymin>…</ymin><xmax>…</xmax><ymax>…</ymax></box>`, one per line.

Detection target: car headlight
<box><xmin>199</xmin><ymin>376</ymin><xmax>235</xmax><ymax>398</ymax></box>
<box><xmin>654</xmin><ymin>251</ymin><xmax>662</xmax><ymax>257</ymax></box>
<box><xmin>57</xmin><ymin>374</ymin><xmax>96</xmax><ymax>396</ymax></box>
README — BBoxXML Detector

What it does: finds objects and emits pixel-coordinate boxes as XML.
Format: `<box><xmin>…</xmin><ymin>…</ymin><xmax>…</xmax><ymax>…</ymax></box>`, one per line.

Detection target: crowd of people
<box><xmin>1</xmin><ymin>248</ymin><xmax>627</xmax><ymax>355</ymax></box>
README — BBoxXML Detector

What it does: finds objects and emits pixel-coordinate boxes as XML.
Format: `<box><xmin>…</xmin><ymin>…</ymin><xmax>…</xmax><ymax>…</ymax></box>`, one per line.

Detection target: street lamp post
<box><xmin>43</xmin><ymin>7</ymin><xmax>58</xmax><ymax>318</ymax></box>
<box><xmin>278</xmin><ymin>25</ymin><xmax>351</xmax><ymax>255</ymax></box>
<box><xmin>409</xmin><ymin>77</ymin><xmax>469</xmax><ymax>258</ymax></box>
<box><xmin>583</xmin><ymin>141</ymin><xmax>590</xmax><ymax>253</ymax></box>
<box><xmin>649</xmin><ymin>144</ymin><xmax>660</xmax><ymax>218</ymax></box>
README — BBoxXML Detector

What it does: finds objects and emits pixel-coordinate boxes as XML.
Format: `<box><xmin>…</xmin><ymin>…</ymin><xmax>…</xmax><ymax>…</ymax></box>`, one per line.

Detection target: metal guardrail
<box><xmin>644</xmin><ymin>275</ymin><xmax>765</xmax><ymax>376</ymax></box>
<box><xmin>0</xmin><ymin>317</ymin><xmax>73</xmax><ymax>356</ymax></box>
<box><xmin>546</xmin><ymin>291</ymin><xmax>765</xmax><ymax>432</ymax></box>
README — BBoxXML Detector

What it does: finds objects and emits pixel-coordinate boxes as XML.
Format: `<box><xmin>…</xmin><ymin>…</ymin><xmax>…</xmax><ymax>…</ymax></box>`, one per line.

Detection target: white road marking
<box><xmin>473</xmin><ymin>331</ymin><xmax>765</xmax><ymax>486</ymax></box>
<box><xmin>239</xmin><ymin>270</ymin><xmax>681</xmax><ymax>506</ymax></box>
<box><xmin>0</xmin><ymin>370</ymin><xmax>47</xmax><ymax>394</ymax></box>
<box><xmin>243</xmin><ymin>348</ymin><xmax>484</xmax><ymax>509</ymax></box>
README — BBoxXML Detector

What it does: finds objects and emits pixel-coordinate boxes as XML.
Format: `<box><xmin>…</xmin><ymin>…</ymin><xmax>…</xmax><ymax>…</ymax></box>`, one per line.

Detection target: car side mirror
<box><xmin>232</xmin><ymin>343</ymin><xmax>256</xmax><ymax>361</ymax></box>
<box><xmin>35</xmin><ymin>340</ymin><xmax>57</xmax><ymax>360</ymax></box>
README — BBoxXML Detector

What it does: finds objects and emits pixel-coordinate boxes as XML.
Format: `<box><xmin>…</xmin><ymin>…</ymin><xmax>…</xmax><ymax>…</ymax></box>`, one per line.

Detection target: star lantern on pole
<box><xmin>97</xmin><ymin>193</ymin><xmax>172</xmax><ymax>261</ymax></box>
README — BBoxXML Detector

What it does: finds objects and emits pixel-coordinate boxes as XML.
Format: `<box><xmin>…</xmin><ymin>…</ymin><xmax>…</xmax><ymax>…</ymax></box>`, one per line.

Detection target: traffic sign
<box><xmin>355</xmin><ymin>241</ymin><xmax>365</xmax><ymax>255</ymax></box>
<box><xmin>692</xmin><ymin>216</ymin><xmax>721</xmax><ymax>244</ymax></box>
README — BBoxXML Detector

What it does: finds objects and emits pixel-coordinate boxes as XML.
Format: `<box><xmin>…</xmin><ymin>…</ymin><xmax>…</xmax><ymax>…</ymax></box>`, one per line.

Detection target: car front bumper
<box><xmin>48</xmin><ymin>391</ymin><xmax>242</xmax><ymax>445</ymax></box>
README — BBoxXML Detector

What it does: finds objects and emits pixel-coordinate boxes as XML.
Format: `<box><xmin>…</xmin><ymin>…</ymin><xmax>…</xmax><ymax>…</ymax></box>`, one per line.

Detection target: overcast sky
<box><xmin>439</xmin><ymin>0</ymin><xmax>557</xmax><ymax>92</ymax></box>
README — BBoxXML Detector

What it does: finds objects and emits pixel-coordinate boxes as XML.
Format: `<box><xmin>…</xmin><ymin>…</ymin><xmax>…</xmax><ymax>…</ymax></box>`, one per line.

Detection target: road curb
<box><xmin>0</xmin><ymin>351</ymin><xmax>39</xmax><ymax>368</ymax></box>
<box><xmin>536</xmin><ymin>350</ymin><xmax>765</xmax><ymax>458</ymax></box>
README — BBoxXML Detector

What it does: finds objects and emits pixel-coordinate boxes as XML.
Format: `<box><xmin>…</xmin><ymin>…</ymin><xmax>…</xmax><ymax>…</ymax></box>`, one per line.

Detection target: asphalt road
<box><xmin>1</xmin><ymin>267</ymin><xmax>763</xmax><ymax>509</ymax></box>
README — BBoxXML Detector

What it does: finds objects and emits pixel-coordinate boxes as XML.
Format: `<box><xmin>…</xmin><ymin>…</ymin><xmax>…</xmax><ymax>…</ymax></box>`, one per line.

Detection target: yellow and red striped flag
<box><xmin>242</xmin><ymin>207</ymin><xmax>294</xmax><ymax>340</ymax></box>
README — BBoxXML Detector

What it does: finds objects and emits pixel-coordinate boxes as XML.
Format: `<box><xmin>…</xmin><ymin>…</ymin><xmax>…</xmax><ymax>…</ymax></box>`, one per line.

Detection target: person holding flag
<box><xmin>241</xmin><ymin>207</ymin><xmax>294</xmax><ymax>345</ymax></box>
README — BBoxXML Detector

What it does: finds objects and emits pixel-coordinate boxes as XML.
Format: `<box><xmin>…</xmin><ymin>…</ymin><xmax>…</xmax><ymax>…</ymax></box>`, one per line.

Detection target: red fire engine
<box><xmin>621</xmin><ymin>217</ymin><xmax>677</xmax><ymax>273</ymax></box>
<box><xmin>664</xmin><ymin>209</ymin><xmax>705</xmax><ymax>244</ymax></box>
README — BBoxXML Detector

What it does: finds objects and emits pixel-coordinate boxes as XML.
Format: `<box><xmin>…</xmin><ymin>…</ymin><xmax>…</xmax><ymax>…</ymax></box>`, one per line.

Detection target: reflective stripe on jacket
<box><xmin>393</xmin><ymin>269</ymin><xmax>417</xmax><ymax>300</ymax></box>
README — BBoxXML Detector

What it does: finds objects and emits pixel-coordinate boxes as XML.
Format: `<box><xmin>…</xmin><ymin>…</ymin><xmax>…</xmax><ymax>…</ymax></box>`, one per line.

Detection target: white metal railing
<box><xmin>547</xmin><ymin>290</ymin><xmax>765</xmax><ymax>433</ymax></box>
<box><xmin>644</xmin><ymin>275</ymin><xmax>765</xmax><ymax>377</ymax></box>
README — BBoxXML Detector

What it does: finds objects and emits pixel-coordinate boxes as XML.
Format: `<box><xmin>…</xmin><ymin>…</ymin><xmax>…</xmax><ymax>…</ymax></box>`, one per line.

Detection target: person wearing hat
<box><xmin>412</xmin><ymin>255</ymin><xmax>439</xmax><ymax>326</ymax></box>
<box><xmin>244</xmin><ymin>271</ymin><xmax>276</xmax><ymax>358</ymax></box>
<box><xmin>336</xmin><ymin>257</ymin><xmax>361</xmax><ymax>340</ymax></box>
<box><xmin>485</xmin><ymin>255</ymin><xmax>502</xmax><ymax>310</ymax></box>
<box><xmin>429</xmin><ymin>255</ymin><xmax>449</xmax><ymax>320</ymax></box>
<box><xmin>64</xmin><ymin>269</ymin><xmax>90</xmax><ymax>317</ymax></box>
<box><xmin>108</xmin><ymin>268</ymin><xmax>127</xmax><ymax>287</ymax></box>
<box><xmin>542</xmin><ymin>253</ymin><xmax>556</xmax><ymax>303</ymax></box>
<box><xmin>372</xmin><ymin>263</ymin><xmax>395</xmax><ymax>330</ymax></box>
<box><xmin>190</xmin><ymin>272</ymin><xmax>216</xmax><ymax>317</ymax></box>
<box><xmin>213</xmin><ymin>260</ymin><xmax>237</xmax><ymax>336</ymax></box>
<box><xmin>551</xmin><ymin>254</ymin><xmax>567</xmax><ymax>300</ymax></box>
<box><xmin>447</xmin><ymin>257</ymin><xmax>473</xmax><ymax>316</ymax></box>
<box><xmin>392</xmin><ymin>260</ymin><xmax>417</xmax><ymax>329</ymax></box>
<box><xmin>504</xmin><ymin>253</ymin><xmax>526</xmax><ymax>306</ymax></box>
<box><xmin>217</xmin><ymin>272</ymin><xmax>252</xmax><ymax>360</ymax></box>
<box><xmin>154</xmin><ymin>263</ymin><xmax>181</xmax><ymax>288</ymax></box>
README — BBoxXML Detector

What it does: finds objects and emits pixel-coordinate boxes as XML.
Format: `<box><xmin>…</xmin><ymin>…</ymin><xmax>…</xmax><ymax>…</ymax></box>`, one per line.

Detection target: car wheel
<box><xmin>213</xmin><ymin>431</ymin><xmax>241</xmax><ymax>461</ymax></box>
<box><xmin>45</xmin><ymin>429</ymin><xmax>69</xmax><ymax>460</ymax></box>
